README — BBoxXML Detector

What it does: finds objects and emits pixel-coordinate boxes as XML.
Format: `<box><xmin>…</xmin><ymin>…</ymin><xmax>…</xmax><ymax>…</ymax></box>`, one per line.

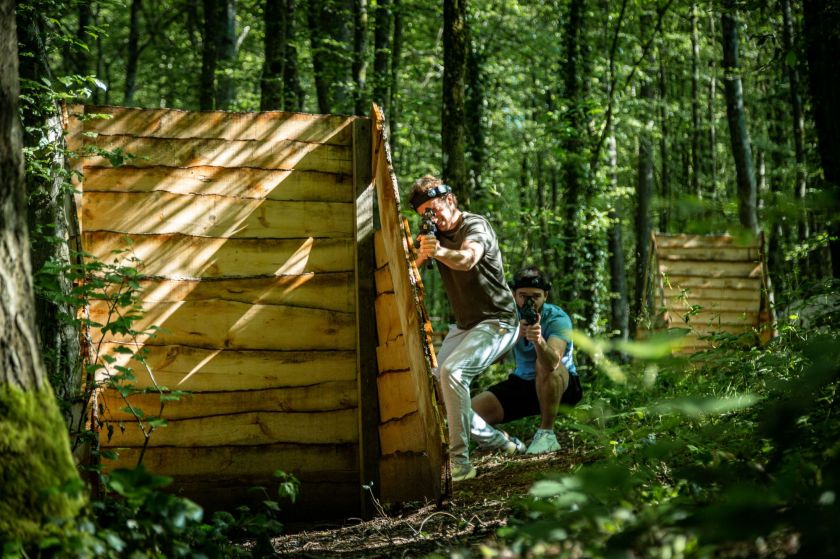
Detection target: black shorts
<box><xmin>487</xmin><ymin>373</ymin><xmax>583</xmax><ymax>423</ymax></box>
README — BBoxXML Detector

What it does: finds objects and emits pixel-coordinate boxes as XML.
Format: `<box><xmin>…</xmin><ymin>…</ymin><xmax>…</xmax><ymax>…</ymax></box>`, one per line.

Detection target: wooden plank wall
<box><xmin>63</xmin><ymin>105</ymin><xmax>365</xmax><ymax>516</ymax></box>
<box><xmin>643</xmin><ymin>233</ymin><xmax>772</xmax><ymax>352</ymax></box>
<box><xmin>370</xmin><ymin>105</ymin><xmax>448</xmax><ymax>503</ymax></box>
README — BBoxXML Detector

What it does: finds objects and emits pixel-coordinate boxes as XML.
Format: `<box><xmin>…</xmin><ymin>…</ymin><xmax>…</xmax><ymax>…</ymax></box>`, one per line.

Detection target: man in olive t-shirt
<box><xmin>411</xmin><ymin>175</ymin><xmax>523</xmax><ymax>482</ymax></box>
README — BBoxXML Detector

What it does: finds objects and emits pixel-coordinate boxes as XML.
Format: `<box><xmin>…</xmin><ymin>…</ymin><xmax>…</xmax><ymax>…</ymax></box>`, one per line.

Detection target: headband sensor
<box><xmin>511</xmin><ymin>275</ymin><xmax>552</xmax><ymax>292</ymax></box>
<box><xmin>410</xmin><ymin>184</ymin><xmax>452</xmax><ymax>210</ymax></box>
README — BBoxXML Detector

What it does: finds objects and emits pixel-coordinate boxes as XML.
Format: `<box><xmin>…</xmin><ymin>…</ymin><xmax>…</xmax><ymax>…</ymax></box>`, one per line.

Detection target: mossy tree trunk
<box><xmin>1</xmin><ymin>0</ymin><xmax>84</xmax><ymax>543</ymax></box>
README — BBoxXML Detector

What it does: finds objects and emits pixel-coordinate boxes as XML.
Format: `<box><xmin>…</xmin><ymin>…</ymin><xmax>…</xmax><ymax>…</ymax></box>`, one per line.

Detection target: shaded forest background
<box><xmin>3</xmin><ymin>0</ymin><xmax>840</xmax><ymax>556</ymax></box>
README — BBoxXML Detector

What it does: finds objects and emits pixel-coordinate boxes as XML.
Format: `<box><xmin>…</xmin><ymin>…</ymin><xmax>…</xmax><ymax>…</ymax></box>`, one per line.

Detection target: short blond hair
<box><xmin>408</xmin><ymin>175</ymin><xmax>458</xmax><ymax>209</ymax></box>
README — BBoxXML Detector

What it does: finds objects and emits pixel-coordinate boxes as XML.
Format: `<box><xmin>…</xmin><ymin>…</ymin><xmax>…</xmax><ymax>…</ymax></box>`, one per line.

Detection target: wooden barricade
<box><xmin>62</xmin><ymin>103</ymin><xmax>446</xmax><ymax>518</ymax></box>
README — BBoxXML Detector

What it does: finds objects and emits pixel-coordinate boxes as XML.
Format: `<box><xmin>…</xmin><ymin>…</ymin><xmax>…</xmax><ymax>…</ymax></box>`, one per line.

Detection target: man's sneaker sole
<box><xmin>452</xmin><ymin>464</ymin><xmax>477</xmax><ymax>482</ymax></box>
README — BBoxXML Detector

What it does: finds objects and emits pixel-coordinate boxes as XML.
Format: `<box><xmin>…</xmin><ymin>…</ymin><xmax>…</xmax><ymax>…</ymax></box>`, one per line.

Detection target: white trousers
<box><xmin>434</xmin><ymin>319</ymin><xmax>518</xmax><ymax>466</ymax></box>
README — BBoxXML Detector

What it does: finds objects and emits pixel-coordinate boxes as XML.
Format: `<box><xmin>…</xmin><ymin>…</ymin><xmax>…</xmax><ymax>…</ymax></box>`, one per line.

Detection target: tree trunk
<box><xmin>721</xmin><ymin>0</ymin><xmax>759</xmax><ymax>234</ymax></box>
<box><xmin>607</xmin><ymin>133</ymin><xmax>629</xmax><ymax>343</ymax></box>
<box><xmin>282</xmin><ymin>0</ymin><xmax>304</xmax><ymax>111</ymax></box>
<box><xmin>442</xmin><ymin>0</ymin><xmax>467</xmax><ymax>193</ymax></box>
<box><xmin>658</xmin><ymin>47</ymin><xmax>671</xmax><ymax>232</ymax></box>
<box><xmin>308</xmin><ymin>0</ymin><xmax>353</xmax><ymax>115</ymax></box>
<box><xmin>124</xmin><ymin>0</ymin><xmax>142</xmax><ymax>105</ymax></box>
<box><xmin>200</xmin><ymin>0</ymin><xmax>219</xmax><ymax>109</ymax></box>
<box><xmin>215</xmin><ymin>0</ymin><xmax>238</xmax><ymax>109</ymax></box>
<box><xmin>560</xmin><ymin>0</ymin><xmax>585</xmax><ymax>305</ymax></box>
<box><xmin>352</xmin><ymin>0</ymin><xmax>368</xmax><ymax>115</ymax></box>
<box><xmin>372</xmin><ymin>0</ymin><xmax>391</xmax><ymax>113</ymax></box>
<box><xmin>16</xmin><ymin>4</ymin><xmax>83</xmax><ymax>437</ymax></box>
<box><xmin>708</xmin><ymin>6</ymin><xmax>717</xmax><ymax>194</ymax></box>
<box><xmin>802</xmin><ymin>0</ymin><xmax>840</xmax><ymax>277</ymax></box>
<box><xmin>260</xmin><ymin>0</ymin><xmax>285</xmax><ymax>110</ymax></box>
<box><xmin>632</xmin><ymin>10</ymin><xmax>655</xmax><ymax>338</ymax></box>
<box><xmin>691</xmin><ymin>3</ymin><xmax>701</xmax><ymax>198</ymax></box>
<box><xmin>1</xmin><ymin>1</ymin><xmax>84</xmax><ymax>542</ymax></box>
<box><xmin>464</xmin><ymin>35</ymin><xmax>484</xmax><ymax>208</ymax></box>
<box><xmin>388</xmin><ymin>0</ymin><xmax>403</xmax><ymax>154</ymax></box>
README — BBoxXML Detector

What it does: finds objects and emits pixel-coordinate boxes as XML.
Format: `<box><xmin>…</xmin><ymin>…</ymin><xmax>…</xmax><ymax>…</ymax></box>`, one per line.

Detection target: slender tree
<box><xmin>200</xmin><ymin>0</ymin><xmax>220</xmax><ymax>109</ymax></box>
<box><xmin>690</xmin><ymin>3</ymin><xmax>702</xmax><ymax>198</ymax></box>
<box><xmin>261</xmin><ymin>0</ymin><xmax>286</xmax><ymax>109</ymax></box>
<box><xmin>372</xmin><ymin>0</ymin><xmax>391</xmax><ymax>113</ymax></box>
<box><xmin>282</xmin><ymin>0</ymin><xmax>304</xmax><ymax>111</ymax></box>
<box><xmin>1</xmin><ymin>0</ymin><xmax>84</xmax><ymax>542</ymax></box>
<box><xmin>124</xmin><ymin>0</ymin><xmax>142</xmax><ymax>104</ymax></box>
<box><xmin>442</xmin><ymin>0</ymin><xmax>467</xmax><ymax>193</ymax></box>
<box><xmin>215</xmin><ymin>0</ymin><xmax>239</xmax><ymax>108</ymax></box>
<box><xmin>352</xmin><ymin>0</ymin><xmax>368</xmax><ymax>115</ymax></box>
<box><xmin>721</xmin><ymin>0</ymin><xmax>758</xmax><ymax>234</ymax></box>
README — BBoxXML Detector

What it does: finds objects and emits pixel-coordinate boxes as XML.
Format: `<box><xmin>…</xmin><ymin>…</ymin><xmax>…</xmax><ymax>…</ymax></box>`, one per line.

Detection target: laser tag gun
<box><xmin>413</xmin><ymin>208</ymin><xmax>438</xmax><ymax>270</ymax></box>
<box><xmin>520</xmin><ymin>295</ymin><xmax>539</xmax><ymax>325</ymax></box>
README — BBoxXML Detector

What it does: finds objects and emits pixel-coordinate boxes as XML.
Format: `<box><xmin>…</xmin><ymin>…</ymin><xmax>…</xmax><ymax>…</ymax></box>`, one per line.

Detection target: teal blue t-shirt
<box><xmin>513</xmin><ymin>303</ymin><xmax>577</xmax><ymax>380</ymax></box>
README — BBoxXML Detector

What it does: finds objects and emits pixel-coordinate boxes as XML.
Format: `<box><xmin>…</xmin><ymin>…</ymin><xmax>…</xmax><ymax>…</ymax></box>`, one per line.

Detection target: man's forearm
<box><xmin>433</xmin><ymin>246</ymin><xmax>479</xmax><ymax>271</ymax></box>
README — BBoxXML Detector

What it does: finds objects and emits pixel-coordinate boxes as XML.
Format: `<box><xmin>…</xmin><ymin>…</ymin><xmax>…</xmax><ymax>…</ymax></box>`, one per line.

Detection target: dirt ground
<box><xmin>273</xmin><ymin>439</ymin><xmax>589</xmax><ymax>558</ymax></box>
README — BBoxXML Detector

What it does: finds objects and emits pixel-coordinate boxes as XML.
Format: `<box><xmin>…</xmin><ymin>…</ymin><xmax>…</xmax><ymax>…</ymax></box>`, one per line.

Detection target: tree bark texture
<box><xmin>308</xmin><ymin>0</ymin><xmax>352</xmax><ymax>115</ymax></box>
<box><xmin>282</xmin><ymin>0</ymin><xmax>304</xmax><ymax>111</ymax></box>
<box><xmin>465</xmin><ymin>35</ymin><xmax>484</xmax><ymax>207</ymax></box>
<box><xmin>372</xmin><ymin>0</ymin><xmax>391</xmax><ymax>114</ymax></box>
<box><xmin>352</xmin><ymin>0</ymin><xmax>368</xmax><ymax>115</ymax></box>
<box><xmin>442</xmin><ymin>0</ymin><xmax>467</xmax><ymax>194</ymax></box>
<box><xmin>658</xmin><ymin>48</ymin><xmax>671</xmax><ymax>232</ymax></box>
<box><xmin>607</xmin><ymin>133</ymin><xmax>629</xmax><ymax>342</ymax></box>
<box><xmin>1</xmin><ymin>0</ymin><xmax>84</xmax><ymax>542</ymax></box>
<box><xmin>388</xmin><ymin>0</ymin><xmax>402</xmax><ymax>146</ymax></box>
<box><xmin>16</xmin><ymin>3</ymin><xmax>83</xmax><ymax>432</ymax></box>
<box><xmin>690</xmin><ymin>3</ymin><xmax>701</xmax><ymax>198</ymax></box>
<box><xmin>721</xmin><ymin>0</ymin><xmax>759</xmax><ymax>234</ymax></box>
<box><xmin>215</xmin><ymin>0</ymin><xmax>238</xmax><ymax>109</ymax></box>
<box><xmin>261</xmin><ymin>0</ymin><xmax>285</xmax><ymax>110</ymax></box>
<box><xmin>802</xmin><ymin>0</ymin><xmax>840</xmax><ymax>277</ymax></box>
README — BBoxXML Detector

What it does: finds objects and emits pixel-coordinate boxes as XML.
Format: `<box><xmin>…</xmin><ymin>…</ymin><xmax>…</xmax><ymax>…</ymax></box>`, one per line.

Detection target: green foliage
<box><xmin>498</xmin><ymin>292</ymin><xmax>840</xmax><ymax>557</ymax></box>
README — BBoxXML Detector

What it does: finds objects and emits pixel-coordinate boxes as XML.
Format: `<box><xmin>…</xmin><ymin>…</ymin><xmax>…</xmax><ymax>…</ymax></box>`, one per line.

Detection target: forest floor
<box><xmin>272</xmin><ymin>433</ymin><xmax>591</xmax><ymax>558</ymax></box>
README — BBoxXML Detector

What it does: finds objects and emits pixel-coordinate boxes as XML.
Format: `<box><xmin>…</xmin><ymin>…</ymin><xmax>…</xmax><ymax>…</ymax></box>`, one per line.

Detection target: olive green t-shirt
<box><xmin>436</xmin><ymin>212</ymin><xmax>518</xmax><ymax>329</ymax></box>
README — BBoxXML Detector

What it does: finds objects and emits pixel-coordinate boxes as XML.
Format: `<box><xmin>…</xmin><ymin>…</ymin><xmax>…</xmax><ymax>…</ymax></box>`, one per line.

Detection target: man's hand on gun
<box><xmin>414</xmin><ymin>208</ymin><xmax>439</xmax><ymax>269</ymax></box>
<box><xmin>519</xmin><ymin>297</ymin><xmax>541</xmax><ymax>345</ymax></box>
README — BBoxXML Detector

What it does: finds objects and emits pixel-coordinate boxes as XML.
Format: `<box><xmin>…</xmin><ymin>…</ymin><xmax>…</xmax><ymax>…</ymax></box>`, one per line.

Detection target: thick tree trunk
<box><xmin>560</xmin><ymin>0</ymin><xmax>584</xmax><ymax>305</ymax></box>
<box><xmin>200</xmin><ymin>0</ymin><xmax>219</xmax><ymax>109</ymax></box>
<box><xmin>16</xmin><ymin>4</ymin><xmax>83</xmax><ymax>437</ymax></box>
<box><xmin>1</xmin><ymin>1</ymin><xmax>84</xmax><ymax>542</ymax></box>
<box><xmin>352</xmin><ymin>0</ymin><xmax>368</xmax><ymax>115</ymax></box>
<box><xmin>802</xmin><ymin>0</ymin><xmax>840</xmax><ymax>277</ymax></box>
<box><xmin>442</xmin><ymin>0</ymin><xmax>467</xmax><ymax>193</ymax></box>
<box><xmin>721</xmin><ymin>0</ymin><xmax>759</xmax><ymax>234</ymax></box>
<box><xmin>124</xmin><ymin>0</ymin><xmax>142</xmax><ymax>105</ymax></box>
<box><xmin>260</xmin><ymin>0</ymin><xmax>285</xmax><ymax>110</ymax></box>
<box><xmin>308</xmin><ymin>0</ymin><xmax>352</xmax><ymax>115</ymax></box>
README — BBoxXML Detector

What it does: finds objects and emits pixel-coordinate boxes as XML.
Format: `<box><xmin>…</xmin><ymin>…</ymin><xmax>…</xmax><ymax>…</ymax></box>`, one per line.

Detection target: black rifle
<box><xmin>520</xmin><ymin>296</ymin><xmax>539</xmax><ymax>325</ymax></box>
<box><xmin>414</xmin><ymin>208</ymin><xmax>437</xmax><ymax>270</ymax></box>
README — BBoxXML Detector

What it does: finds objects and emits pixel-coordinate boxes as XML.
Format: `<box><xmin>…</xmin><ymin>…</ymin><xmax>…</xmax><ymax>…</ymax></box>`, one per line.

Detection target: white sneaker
<box><xmin>526</xmin><ymin>430</ymin><xmax>561</xmax><ymax>454</ymax></box>
<box><xmin>499</xmin><ymin>431</ymin><xmax>527</xmax><ymax>455</ymax></box>
<box><xmin>451</xmin><ymin>463</ymin><xmax>477</xmax><ymax>482</ymax></box>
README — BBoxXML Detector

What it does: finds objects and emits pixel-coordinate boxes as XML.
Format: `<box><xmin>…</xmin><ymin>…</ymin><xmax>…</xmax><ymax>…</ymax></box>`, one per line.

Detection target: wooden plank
<box><xmin>663</xmin><ymin>298</ymin><xmax>759</xmax><ymax>314</ymax></box>
<box><xmin>375</xmin><ymin>336</ymin><xmax>409</xmax><ymax>372</ymax></box>
<box><xmin>82</xmin><ymin>192</ymin><xmax>354</xmax><ymax>239</ymax></box>
<box><xmin>378</xmin><ymin>412</ymin><xmax>426</xmax><ymax>455</ymax></box>
<box><xmin>132</xmin><ymin>274</ymin><xmax>354</xmax><ymax>313</ymax></box>
<box><xmin>661</xmin><ymin>275</ymin><xmax>761</xmax><ymax>290</ymax></box>
<box><xmin>371</xmin><ymin>105</ymin><xmax>445</xmax><ymax>499</ymax></box>
<box><xmin>70</xmin><ymin>104</ymin><xmax>355</xmax><ymax>145</ymax></box>
<box><xmin>659</xmin><ymin>260</ymin><xmax>762</xmax><ymax>278</ymax></box>
<box><xmin>89</xmin><ymin>299</ymin><xmax>356</xmax><ymax>350</ymax></box>
<box><xmin>656</xmin><ymin>246</ymin><xmax>761</xmax><ymax>262</ymax></box>
<box><xmin>374</xmin><ymin>293</ymin><xmax>402</xmax><ymax>346</ymax></box>
<box><xmin>79</xmin><ymin>166</ymin><xmax>354</xmax><ymax>202</ymax></box>
<box><xmin>655</xmin><ymin>234</ymin><xmax>759</xmax><ymax>249</ymax></box>
<box><xmin>100</xmin><ymin>408</ymin><xmax>359</xmax><ymax>448</ymax></box>
<box><xmin>105</xmin><ymin>443</ymin><xmax>358</xmax><ymax>478</ymax></box>
<box><xmin>375</xmin><ymin>265</ymin><xmax>393</xmax><ymax>294</ymax></box>
<box><xmin>100</xmin><ymin>381</ymin><xmax>358</xmax><ymax>420</ymax></box>
<box><xmin>353</xmin><ymin>117</ymin><xmax>379</xmax><ymax>515</ymax></box>
<box><xmin>663</xmin><ymin>309</ymin><xmax>760</xmax><ymax>326</ymax></box>
<box><xmin>376</xmin><ymin>371</ymin><xmax>418</xmax><ymax>422</ymax></box>
<box><xmin>374</xmin><ymin>229</ymin><xmax>388</xmax><ymax>268</ymax></box>
<box><xmin>81</xmin><ymin>232</ymin><xmax>354</xmax><ymax>277</ymax></box>
<box><xmin>379</xmin><ymin>453</ymin><xmax>437</xmax><ymax>504</ymax></box>
<box><xmin>95</xmin><ymin>344</ymin><xmax>356</xmax><ymax>390</ymax></box>
<box><xmin>663</xmin><ymin>286</ymin><xmax>760</xmax><ymax>302</ymax></box>
<box><xmin>73</xmin><ymin>134</ymin><xmax>352</xmax><ymax>174</ymax></box>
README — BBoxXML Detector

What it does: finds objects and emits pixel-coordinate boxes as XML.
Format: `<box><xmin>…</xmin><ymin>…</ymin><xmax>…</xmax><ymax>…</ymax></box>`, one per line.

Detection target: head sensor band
<box><xmin>511</xmin><ymin>275</ymin><xmax>552</xmax><ymax>292</ymax></box>
<box><xmin>410</xmin><ymin>184</ymin><xmax>452</xmax><ymax>210</ymax></box>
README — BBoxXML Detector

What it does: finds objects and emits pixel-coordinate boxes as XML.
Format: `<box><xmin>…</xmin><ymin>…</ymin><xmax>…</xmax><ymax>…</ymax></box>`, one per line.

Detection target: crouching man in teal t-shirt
<box><xmin>471</xmin><ymin>266</ymin><xmax>583</xmax><ymax>454</ymax></box>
